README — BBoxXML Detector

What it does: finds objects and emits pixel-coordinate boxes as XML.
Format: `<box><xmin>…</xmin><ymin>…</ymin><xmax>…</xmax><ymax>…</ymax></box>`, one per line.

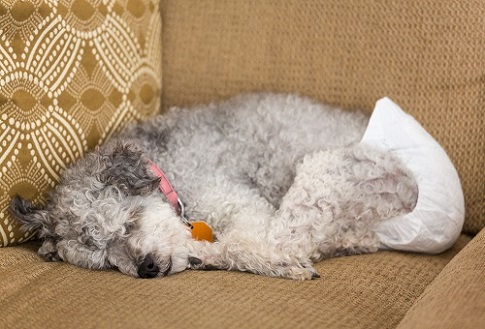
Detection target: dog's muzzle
<box><xmin>137</xmin><ymin>254</ymin><xmax>159</xmax><ymax>278</ymax></box>
<box><xmin>137</xmin><ymin>254</ymin><xmax>172</xmax><ymax>279</ymax></box>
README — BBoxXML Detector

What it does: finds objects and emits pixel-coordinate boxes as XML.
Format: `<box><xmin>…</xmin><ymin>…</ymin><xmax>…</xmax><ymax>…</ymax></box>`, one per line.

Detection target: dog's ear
<box><xmin>9</xmin><ymin>196</ymin><xmax>51</xmax><ymax>236</ymax></box>
<box><xmin>97</xmin><ymin>140</ymin><xmax>160</xmax><ymax>195</ymax></box>
<box><xmin>10</xmin><ymin>197</ymin><xmax>62</xmax><ymax>261</ymax></box>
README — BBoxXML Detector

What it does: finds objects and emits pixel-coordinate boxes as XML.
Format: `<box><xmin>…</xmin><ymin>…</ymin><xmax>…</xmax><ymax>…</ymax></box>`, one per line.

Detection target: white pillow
<box><xmin>360</xmin><ymin>97</ymin><xmax>465</xmax><ymax>254</ymax></box>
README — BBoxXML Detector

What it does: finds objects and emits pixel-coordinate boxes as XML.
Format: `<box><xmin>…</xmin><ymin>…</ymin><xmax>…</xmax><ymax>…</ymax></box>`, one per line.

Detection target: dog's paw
<box><xmin>279</xmin><ymin>265</ymin><xmax>320</xmax><ymax>281</ymax></box>
<box><xmin>273</xmin><ymin>262</ymin><xmax>320</xmax><ymax>281</ymax></box>
<box><xmin>188</xmin><ymin>256</ymin><xmax>223</xmax><ymax>271</ymax></box>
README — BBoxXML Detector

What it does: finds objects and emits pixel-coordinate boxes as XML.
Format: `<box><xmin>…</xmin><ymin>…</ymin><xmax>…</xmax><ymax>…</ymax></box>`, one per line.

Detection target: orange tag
<box><xmin>191</xmin><ymin>221</ymin><xmax>214</xmax><ymax>243</ymax></box>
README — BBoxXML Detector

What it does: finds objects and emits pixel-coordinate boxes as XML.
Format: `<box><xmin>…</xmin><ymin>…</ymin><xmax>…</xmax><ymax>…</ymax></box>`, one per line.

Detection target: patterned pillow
<box><xmin>0</xmin><ymin>0</ymin><xmax>162</xmax><ymax>246</ymax></box>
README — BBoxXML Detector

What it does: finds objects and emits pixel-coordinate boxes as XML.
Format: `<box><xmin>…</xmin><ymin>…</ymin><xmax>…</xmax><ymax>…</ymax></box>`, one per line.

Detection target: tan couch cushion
<box><xmin>397</xmin><ymin>228</ymin><xmax>485</xmax><ymax>329</ymax></box>
<box><xmin>0</xmin><ymin>0</ymin><xmax>162</xmax><ymax>246</ymax></box>
<box><xmin>162</xmin><ymin>0</ymin><xmax>485</xmax><ymax>234</ymax></box>
<box><xmin>0</xmin><ymin>235</ymin><xmax>470</xmax><ymax>329</ymax></box>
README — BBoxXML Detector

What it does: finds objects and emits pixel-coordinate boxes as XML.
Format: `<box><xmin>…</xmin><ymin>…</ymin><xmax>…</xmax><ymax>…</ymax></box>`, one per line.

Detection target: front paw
<box><xmin>188</xmin><ymin>256</ymin><xmax>222</xmax><ymax>271</ymax></box>
<box><xmin>276</xmin><ymin>264</ymin><xmax>320</xmax><ymax>281</ymax></box>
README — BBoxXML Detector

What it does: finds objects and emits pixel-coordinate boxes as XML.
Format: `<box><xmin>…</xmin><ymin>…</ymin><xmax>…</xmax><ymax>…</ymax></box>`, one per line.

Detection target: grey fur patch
<box><xmin>96</xmin><ymin>141</ymin><xmax>160</xmax><ymax>195</ymax></box>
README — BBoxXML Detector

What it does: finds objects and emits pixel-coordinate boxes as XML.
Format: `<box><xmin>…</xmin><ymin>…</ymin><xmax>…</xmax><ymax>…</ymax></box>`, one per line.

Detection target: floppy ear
<box><xmin>10</xmin><ymin>197</ymin><xmax>61</xmax><ymax>262</ymax></box>
<box><xmin>97</xmin><ymin>140</ymin><xmax>160</xmax><ymax>195</ymax></box>
<box><xmin>10</xmin><ymin>196</ymin><xmax>51</xmax><ymax>236</ymax></box>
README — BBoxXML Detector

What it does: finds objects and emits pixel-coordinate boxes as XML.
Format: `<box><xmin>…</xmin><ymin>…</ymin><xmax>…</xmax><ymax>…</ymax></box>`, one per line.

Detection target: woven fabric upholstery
<box><xmin>397</xmin><ymin>229</ymin><xmax>485</xmax><ymax>329</ymax></box>
<box><xmin>162</xmin><ymin>0</ymin><xmax>484</xmax><ymax>234</ymax></box>
<box><xmin>0</xmin><ymin>235</ymin><xmax>470</xmax><ymax>329</ymax></box>
<box><xmin>0</xmin><ymin>0</ymin><xmax>162</xmax><ymax>246</ymax></box>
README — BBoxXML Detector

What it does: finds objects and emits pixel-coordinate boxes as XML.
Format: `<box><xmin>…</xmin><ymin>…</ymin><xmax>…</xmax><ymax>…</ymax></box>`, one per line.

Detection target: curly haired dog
<box><xmin>11</xmin><ymin>93</ymin><xmax>418</xmax><ymax>280</ymax></box>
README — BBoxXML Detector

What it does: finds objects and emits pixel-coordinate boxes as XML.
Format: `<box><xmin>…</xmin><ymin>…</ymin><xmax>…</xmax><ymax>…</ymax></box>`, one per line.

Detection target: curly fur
<box><xmin>10</xmin><ymin>93</ymin><xmax>417</xmax><ymax>280</ymax></box>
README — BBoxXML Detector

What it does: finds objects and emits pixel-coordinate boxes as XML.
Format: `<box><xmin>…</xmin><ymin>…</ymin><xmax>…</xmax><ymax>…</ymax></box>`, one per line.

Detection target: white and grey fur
<box><xmin>11</xmin><ymin>93</ymin><xmax>418</xmax><ymax>280</ymax></box>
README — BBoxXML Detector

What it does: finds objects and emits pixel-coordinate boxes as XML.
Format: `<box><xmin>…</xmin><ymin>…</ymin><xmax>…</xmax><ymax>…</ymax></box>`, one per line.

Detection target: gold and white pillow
<box><xmin>0</xmin><ymin>0</ymin><xmax>162</xmax><ymax>246</ymax></box>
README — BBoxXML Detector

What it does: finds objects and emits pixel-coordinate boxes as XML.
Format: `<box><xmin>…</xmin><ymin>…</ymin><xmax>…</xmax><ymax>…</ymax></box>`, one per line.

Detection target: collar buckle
<box><xmin>177</xmin><ymin>198</ymin><xmax>193</xmax><ymax>229</ymax></box>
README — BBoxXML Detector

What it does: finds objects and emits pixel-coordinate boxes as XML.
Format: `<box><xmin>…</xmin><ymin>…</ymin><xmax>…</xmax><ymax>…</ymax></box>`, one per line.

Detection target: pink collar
<box><xmin>149</xmin><ymin>160</ymin><xmax>187</xmax><ymax>221</ymax></box>
<box><xmin>149</xmin><ymin>160</ymin><xmax>214</xmax><ymax>242</ymax></box>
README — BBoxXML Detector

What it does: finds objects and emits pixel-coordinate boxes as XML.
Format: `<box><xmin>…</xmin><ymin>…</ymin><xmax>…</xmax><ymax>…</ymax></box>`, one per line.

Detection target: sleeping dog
<box><xmin>11</xmin><ymin>93</ymin><xmax>417</xmax><ymax>280</ymax></box>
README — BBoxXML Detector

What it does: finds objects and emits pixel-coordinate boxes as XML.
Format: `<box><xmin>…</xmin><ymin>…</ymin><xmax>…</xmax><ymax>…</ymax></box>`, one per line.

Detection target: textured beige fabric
<box><xmin>0</xmin><ymin>235</ymin><xmax>470</xmax><ymax>329</ymax></box>
<box><xmin>0</xmin><ymin>0</ymin><xmax>162</xmax><ymax>246</ymax></box>
<box><xmin>397</xmin><ymin>228</ymin><xmax>485</xmax><ymax>329</ymax></box>
<box><xmin>162</xmin><ymin>0</ymin><xmax>485</xmax><ymax>234</ymax></box>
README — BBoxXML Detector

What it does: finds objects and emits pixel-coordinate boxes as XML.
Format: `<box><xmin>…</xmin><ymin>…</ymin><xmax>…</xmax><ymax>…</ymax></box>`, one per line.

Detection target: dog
<box><xmin>11</xmin><ymin>93</ymin><xmax>418</xmax><ymax>280</ymax></box>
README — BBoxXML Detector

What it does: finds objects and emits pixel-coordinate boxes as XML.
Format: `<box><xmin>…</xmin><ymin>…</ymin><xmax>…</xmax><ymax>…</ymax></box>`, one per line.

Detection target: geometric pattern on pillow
<box><xmin>0</xmin><ymin>0</ymin><xmax>162</xmax><ymax>246</ymax></box>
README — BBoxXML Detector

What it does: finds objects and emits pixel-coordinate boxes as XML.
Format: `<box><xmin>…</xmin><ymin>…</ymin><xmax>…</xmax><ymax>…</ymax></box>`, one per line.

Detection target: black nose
<box><xmin>137</xmin><ymin>254</ymin><xmax>160</xmax><ymax>279</ymax></box>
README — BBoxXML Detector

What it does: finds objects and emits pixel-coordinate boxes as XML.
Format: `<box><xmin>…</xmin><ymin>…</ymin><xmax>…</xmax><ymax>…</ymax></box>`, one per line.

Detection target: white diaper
<box><xmin>360</xmin><ymin>97</ymin><xmax>465</xmax><ymax>254</ymax></box>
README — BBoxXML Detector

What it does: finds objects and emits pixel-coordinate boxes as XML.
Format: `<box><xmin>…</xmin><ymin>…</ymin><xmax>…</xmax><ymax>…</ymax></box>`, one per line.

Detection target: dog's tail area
<box><xmin>10</xmin><ymin>195</ymin><xmax>49</xmax><ymax>235</ymax></box>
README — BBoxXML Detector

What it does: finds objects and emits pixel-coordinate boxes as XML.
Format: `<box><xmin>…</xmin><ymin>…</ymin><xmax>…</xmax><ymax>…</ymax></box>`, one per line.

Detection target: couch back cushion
<box><xmin>0</xmin><ymin>0</ymin><xmax>162</xmax><ymax>246</ymax></box>
<box><xmin>162</xmin><ymin>0</ymin><xmax>484</xmax><ymax>234</ymax></box>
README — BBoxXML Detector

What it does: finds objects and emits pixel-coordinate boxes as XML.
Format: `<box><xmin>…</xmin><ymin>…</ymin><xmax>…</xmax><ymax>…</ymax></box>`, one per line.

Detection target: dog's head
<box><xmin>10</xmin><ymin>141</ymin><xmax>192</xmax><ymax>278</ymax></box>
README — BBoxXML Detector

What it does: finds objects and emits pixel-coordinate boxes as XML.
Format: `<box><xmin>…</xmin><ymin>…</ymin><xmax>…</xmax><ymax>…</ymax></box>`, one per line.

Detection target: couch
<box><xmin>0</xmin><ymin>1</ymin><xmax>483</xmax><ymax>328</ymax></box>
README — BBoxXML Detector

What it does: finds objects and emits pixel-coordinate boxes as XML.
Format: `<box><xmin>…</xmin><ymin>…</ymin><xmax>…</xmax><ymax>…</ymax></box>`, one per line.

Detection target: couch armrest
<box><xmin>397</xmin><ymin>228</ymin><xmax>485</xmax><ymax>329</ymax></box>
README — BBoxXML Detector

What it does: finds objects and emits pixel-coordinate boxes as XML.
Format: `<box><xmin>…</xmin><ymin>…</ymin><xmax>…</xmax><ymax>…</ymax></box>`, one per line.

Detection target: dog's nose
<box><xmin>137</xmin><ymin>254</ymin><xmax>160</xmax><ymax>279</ymax></box>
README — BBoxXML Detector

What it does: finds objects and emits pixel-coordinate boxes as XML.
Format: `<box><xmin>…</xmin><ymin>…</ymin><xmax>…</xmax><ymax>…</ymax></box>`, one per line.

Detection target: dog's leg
<box><xmin>272</xmin><ymin>144</ymin><xmax>418</xmax><ymax>261</ymax></box>
<box><xmin>187</xmin><ymin>235</ymin><xmax>319</xmax><ymax>280</ymax></box>
<box><xmin>185</xmin><ymin>187</ymin><xmax>319</xmax><ymax>280</ymax></box>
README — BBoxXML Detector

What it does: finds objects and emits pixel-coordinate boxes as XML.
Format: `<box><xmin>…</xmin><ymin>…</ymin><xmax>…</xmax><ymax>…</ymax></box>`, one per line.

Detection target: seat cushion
<box><xmin>0</xmin><ymin>0</ymin><xmax>162</xmax><ymax>246</ymax></box>
<box><xmin>397</xmin><ymin>228</ymin><xmax>485</xmax><ymax>329</ymax></box>
<box><xmin>0</xmin><ymin>235</ymin><xmax>470</xmax><ymax>329</ymax></box>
